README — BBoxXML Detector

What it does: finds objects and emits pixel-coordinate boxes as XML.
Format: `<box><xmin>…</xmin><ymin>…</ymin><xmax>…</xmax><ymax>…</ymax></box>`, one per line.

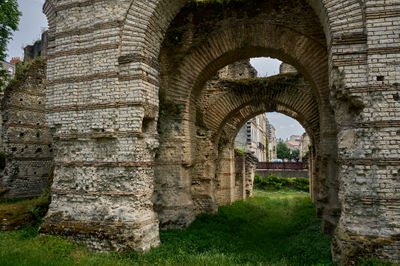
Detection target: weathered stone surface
<box><xmin>40</xmin><ymin>0</ymin><xmax>400</xmax><ymax>263</ymax></box>
<box><xmin>1</xmin><ymin>59</ymin><xmax>52</xmax><ymax>199</ymax></box>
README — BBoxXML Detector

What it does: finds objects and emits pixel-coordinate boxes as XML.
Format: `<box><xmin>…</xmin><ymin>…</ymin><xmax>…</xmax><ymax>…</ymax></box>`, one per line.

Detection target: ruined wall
<box><xmin>41</xmin><ymin>0</ymin><xmax>400</xmax><ymax>263</ymax></box>
<box><xmin>233</xmin><ymin>150</ymin><xmax>258</xmax><ymax>200</ymax></box>
<box><xmin>244</xmin><ymin>152</ymin><xmax>258</xmax><ymax>198</ymax></box>
<box><xmin>234</xmin><ymin>150</ymin><xmax>246</xmax><ymax>201</ymax></box>
<box><xmin>1</xmin><ymin>59</ymin><xmax>52</xmax><ymax>199</ymax></box>
<box><xmin>155</xmin><ymin>59</ymin><xmax>259</xmax><ymax>227</ymax></box>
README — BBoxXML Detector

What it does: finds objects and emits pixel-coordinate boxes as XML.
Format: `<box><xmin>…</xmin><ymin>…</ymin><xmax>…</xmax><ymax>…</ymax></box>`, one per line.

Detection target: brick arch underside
<box><xmin>120</xmin><ymin>0</ymin><xmax>366</xmax><ymax>58</ymax></box>
<box><xmin>202</xmin><ymin>75</ymin><xmax>319</xmax><ymax>143</ymax></box>
<box><xmin>154</xmin><ymin>0</ymin><xmax>340</xmax><ymax>234</ymax></box>
<box><xmin>209</xmin><ymin>78</ymin><xmax>322</xmax><ymax>209</ymax></box>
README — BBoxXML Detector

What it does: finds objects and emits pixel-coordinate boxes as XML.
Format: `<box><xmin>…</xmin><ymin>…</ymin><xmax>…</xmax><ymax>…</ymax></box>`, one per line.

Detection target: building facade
<box><xmin>266</xmin><ymin>120</ymin><xmax>277</xmax><ymax>161</ymax></box>
<box><xmin>286</xmin><ymin>135</ymin><xmax>301</xmax><ymax>151</ymax></box>
<box><xmin>299</xmin><ymin>133</ymin><xmax>310</xmax><ymax>160</ymax></box>
<box><xmin>235</xmin><ymin>114</ymin><xmax>268</xmax><ymax>162</ymax></box>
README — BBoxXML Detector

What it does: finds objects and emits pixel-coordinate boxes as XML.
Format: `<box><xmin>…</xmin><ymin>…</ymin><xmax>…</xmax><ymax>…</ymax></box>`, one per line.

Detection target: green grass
<box><xmin>0</xmin><ymin>190</ymin><xmax>333</xmax><ymax>265</ymax></box>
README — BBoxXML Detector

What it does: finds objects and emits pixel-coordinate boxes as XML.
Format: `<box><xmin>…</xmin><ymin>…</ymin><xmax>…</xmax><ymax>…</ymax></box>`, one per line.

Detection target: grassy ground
<box><xmin>0</xmin><ymin>196</ymin><xmax>49</xmax><ymax>231</ymax></box>
<box><xmin>0</xmin><ymin>190</ymin><xmax>333</xmax><ymax>265</ymax></box>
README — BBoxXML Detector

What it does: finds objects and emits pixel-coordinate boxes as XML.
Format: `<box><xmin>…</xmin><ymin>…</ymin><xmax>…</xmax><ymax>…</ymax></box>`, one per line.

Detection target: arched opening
<box><xmin>42</xmin><ymin>0</ymin><xmax>400</xmax><ymax>263</ymax></box>
<box><xmin>153</xmin><ymin>1</ymin><xmax>341</xmax><ymax>240</ymax></box>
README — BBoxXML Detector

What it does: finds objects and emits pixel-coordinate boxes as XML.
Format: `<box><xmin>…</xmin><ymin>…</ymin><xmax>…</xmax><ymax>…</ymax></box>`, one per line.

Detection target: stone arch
<box><xmin>40</xmin><ymin>0</ymin><xmax>400</xmax><ymax>263</ymax></box>
<box><xmin>120</xmin><ymin>0</ymin><xmax>366</xmax><ymax>58</ymax></box>
<box><xmin>154</xmin><ymin>1</ymin><xmax>339</xmax><ymax>235</ymax></box>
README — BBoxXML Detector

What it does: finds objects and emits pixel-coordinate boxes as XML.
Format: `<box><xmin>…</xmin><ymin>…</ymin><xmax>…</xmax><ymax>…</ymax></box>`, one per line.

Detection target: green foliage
<box><xmin>357</xmin><ymin>257</ymin><xmax>396</xmax><ymax>266</ymax></box>
<box><xmin>277</xmin><ymin>141</ymin><xmax>291</xmax><ymax>160</ymax></box>
<box><xmin>277</xmin><ymin>141</ymin><xmax>300</xmax><ymax>160</ymax></box>
<box><xmin>254</xmin><ymin>175</ymin><xmax>310</xmax><ymax>192</ymax></box>
<box><xmin>226</xmin><ymin>74</ymin><xmax>300</xmax><ymax>96</ymax></box>
<box><xmin>5</xmin><ymin>58</ymin><xmax>46</xmax><ymax>92</ymax></box>
<box><xmin>291</xmin><ymin>149</ymin><xmax>300</xmax><ymax>160</ymax></box>
<box><xmin>0</xmin><ymin>191</ymin><xmax>333</xmax><ymax>265</ymax></box>
<box><xmin>0</xmin><ymin>0</ymin><xmax>21</xmax><ymax>88</ymax></box>
<box><xmin>234</xmin><ymin>148</ymin><xmax>246</xmax><ymax>156</ymax></box>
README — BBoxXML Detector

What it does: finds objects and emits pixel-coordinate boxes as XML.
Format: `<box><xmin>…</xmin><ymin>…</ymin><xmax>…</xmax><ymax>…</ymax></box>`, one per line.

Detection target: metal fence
<box><xmin>257</xmin><ymin>162</ymin><xmax>306</xmax><ymax>170</ymax></box>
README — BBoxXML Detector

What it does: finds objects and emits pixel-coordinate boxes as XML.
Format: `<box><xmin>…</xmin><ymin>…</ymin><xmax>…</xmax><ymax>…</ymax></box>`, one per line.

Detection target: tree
<box><xmin>290</xmin><ymin>149</ymin><xmax>300</xmax><ymax>160</ymax></box>
<box><xmin>0</xmin><ymin>0</ymin><xmax>22</xmax><ymax>88</ymax></box>
<box><xmin>277</xmin><ymin>141</ymin><xmax>291</xmax><ymax>160</ymax></box>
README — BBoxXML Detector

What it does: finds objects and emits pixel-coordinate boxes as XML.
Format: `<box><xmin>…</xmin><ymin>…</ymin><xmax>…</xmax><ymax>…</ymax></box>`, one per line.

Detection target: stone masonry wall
<box><xmin>1</xmin><ymin>59</ymin><xmax>52</xmax><ymax>199</ymax></box>
<box><xmin>41</xmin><ymin>0</ymin><xmax>400</xmax><ymax>263</ymax></box>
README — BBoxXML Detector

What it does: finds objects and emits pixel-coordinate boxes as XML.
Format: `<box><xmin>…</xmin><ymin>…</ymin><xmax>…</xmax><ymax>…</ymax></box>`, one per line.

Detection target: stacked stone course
<box><xmin>39</xmin><ymin>0</ymin><xmax>400</xmax><ymax>263</ymax></box>
<box><xmin>1</xmin><ymin>59</ymin><xmax>52</xmax><ymax>199</ymax></box>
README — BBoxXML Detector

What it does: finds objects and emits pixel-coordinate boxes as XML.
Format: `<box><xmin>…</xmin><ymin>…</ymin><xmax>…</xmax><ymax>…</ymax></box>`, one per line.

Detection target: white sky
<box><xmin>5</xmin><ymin>3</ymin><xmax>305</xmax><ymax>140</ymax></box>
<box><xmin>6</xmin><ymin>0</ymin><xmax>47</xmax><ymax>61</ymax></box>
<box><xmin>250</xmin><ymin>58</ymin><xmax>305</xmax><ymax>140</ymax></box>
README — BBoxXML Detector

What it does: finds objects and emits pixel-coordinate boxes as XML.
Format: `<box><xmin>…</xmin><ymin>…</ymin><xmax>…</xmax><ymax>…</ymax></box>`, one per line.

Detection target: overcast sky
<box><xmin>6</xmin><ymin>0</ymin><xmax>47</xmax><ymax>61</ymax></box>
<box><xmin>250</xmin><ymin>58</ymin><xmax>305</xmax><ymax>140</ymax></box>
<box><xmin>5</xmin><ymin>2</ymin><xmax>305</xmax><ymax>140</ymax></box>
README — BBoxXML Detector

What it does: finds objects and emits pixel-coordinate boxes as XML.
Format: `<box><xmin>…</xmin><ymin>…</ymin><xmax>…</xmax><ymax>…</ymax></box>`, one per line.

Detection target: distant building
<box><xmin>286</xmin><ymin>135</ymin><xmax>301</xmax><ymax>151</ymax></box>
<box><xmin>266</xmin><ymin>120</ymin><xmax>277</xmax><ymax>161</ymax></box>
<box><xmin>1</xmin><ymin>58</ymin><xmax>19</xmax><ymax>90</ymax></box>
<box><xmin>1</xmin><ymin>61</ymin><xmax>16</xmax><ymax>78</ymax></box>
<box><xmin>235</xmin><ymin>114</ymin><xmax>268</xmax><ymax>162</ymax></box>
<box><xmin>299</xmin><ymin>133</ymin><xmax>310</xmax><ymax>160</ymax></box>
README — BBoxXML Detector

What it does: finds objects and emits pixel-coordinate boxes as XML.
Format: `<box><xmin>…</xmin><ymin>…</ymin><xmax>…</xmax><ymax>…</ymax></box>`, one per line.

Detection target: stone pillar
<box><xmin>190</xmin><ymin>130</ymin><xmax>218</xmax><ymax>215</ymax></box>
<box><xmin>216</xmin><ymin>145</ymin><xmax>235</xmax><ymax>205</ymax></box>
<box><xmin>244</xmin><ymin>153</ymin><xmax>258</xmax><ymax>198</ymax></box>
<box><xmin>234</xmin><ymin>150</ymin><xmax>246</xmax><ymax>201</ymax></box>
<box><xmin>1</xmin><ymin>59</ymin><xmax>52</xmax><ymax>199</ymax></box>
<box><xmin>330</xmin><ymin>2</ymin><xmax>400</xmax><ymax>261</ymax></box>
<box><xmin>40</xmin><ymin>0</ymin><xmax>160</xmax><ymax>252</ymax></box>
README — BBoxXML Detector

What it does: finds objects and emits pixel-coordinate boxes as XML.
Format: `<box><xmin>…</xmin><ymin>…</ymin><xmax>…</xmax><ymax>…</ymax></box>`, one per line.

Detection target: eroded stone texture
<box><xmin>1</xmin><ymin>59</ymin><xmax>52</xmax><ymax>199</ymax></box>
<box><xmin>41</xmin><ymin>0</ymin><xmax>400</xmax><ymax>263</ymax></box>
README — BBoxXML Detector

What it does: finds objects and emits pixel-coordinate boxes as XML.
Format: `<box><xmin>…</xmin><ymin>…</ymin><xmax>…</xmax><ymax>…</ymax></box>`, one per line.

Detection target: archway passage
<box><xmin>155</xmin><ymin>57</ymin><xmax>337</xmax><ymax>229</ymax></box>
<box><xmin>154</xmin><ymin>0</ymin><xmax>338</xmax><ymax>243</ymax></box>
<box><xmin>42</xmin><ymin>0</ymin><xmax>400</xmax><ymax>263</ymax></box>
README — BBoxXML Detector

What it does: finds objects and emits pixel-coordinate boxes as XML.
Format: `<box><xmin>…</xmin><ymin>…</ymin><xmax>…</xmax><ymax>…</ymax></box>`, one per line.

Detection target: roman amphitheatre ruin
<box><xmin>1</xmin><ymin>0</ymin><xmax>400</xmax><ymax>263</ymax></box>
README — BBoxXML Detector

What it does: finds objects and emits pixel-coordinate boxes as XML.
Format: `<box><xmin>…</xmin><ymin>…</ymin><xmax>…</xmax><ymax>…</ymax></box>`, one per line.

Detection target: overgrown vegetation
<box><xmin>277</xmin><ymin>141</ymin><xmax>300</xmax><ymax>160</ymax></box>
<box><xmin>224</xmin><ymin>74</ymin><xmax>300</xmax><ymax>96</ymax></box>
<box><xmin>6</xmin><ymin>57</ymin><xmax>46</xmax><ymax>89</ymax></box>
<box><xmin>0</xmin><ymin>191</ymin><xmax>333</xmax><ymax>265</ymax></box>
<box><xmin>0</xmin><ymin>195</ymin><xmax>50</xmax><ymax>231</ymax></box>
<box><xmin>0</xmin><ymin>166</ymin><xmax>52</xmax><ymax>229</ymax></box>
<box><xmin>234</xmin><ymin>147</ymin><xmax>247</xmax><ymax>156</ymax></box>
<box><xmin>254</xmin><ymin>175</ymin><xmax>309</xmax><ymax>192</ymax></box>
<box><xmin>0</xmin><ymin>0</ymin><xmax>21</xmax><ymax>89</ymax></box>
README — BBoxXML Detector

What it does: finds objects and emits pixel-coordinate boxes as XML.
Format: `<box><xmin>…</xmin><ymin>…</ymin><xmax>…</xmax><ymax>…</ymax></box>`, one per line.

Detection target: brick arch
<box><xmin>220</xmin><ymin>103</ymin><xmax>315</xmax><ymax>145</ymax></box>
<box><xmin>41</xmin><ymin>0</ymin><xmax>399</xmax><ymax>263</ymax></box>
<box><xmin>199</xmin><ymin>74</ymin><xmax>319</xmax><ymax>142</ymax></box>
<box><xmin>153</xmin><ymin>3</ymin><xmax>342</xmax><ymax>232</ymax></box>
<box><xmin>120</xmin><ymin>0</ymin><xmax>366</xmax><ymax>59</ymax></box>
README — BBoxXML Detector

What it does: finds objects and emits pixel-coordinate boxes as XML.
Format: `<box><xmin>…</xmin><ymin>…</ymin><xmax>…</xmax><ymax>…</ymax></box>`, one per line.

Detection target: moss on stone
<box><xmin>5</xmin><ymin>58</ymin><xmax>47</xmax><ymax>94</ymax></box>
<box><xmin>235</xmin><ymin>147</ymin><xmax>247</xmax><ymax>156</ymax></box>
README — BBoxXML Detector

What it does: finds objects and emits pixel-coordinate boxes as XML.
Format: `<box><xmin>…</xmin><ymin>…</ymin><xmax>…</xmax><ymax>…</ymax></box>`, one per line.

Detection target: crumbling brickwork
<box><xmin>1</xmin><ymin>59</ymin><xmax>52</xmax><ymax>199</ymax></box>
<box><xmin>40</xmin><ymin>0</ymin><xmax>400</xmax><ymax>263</ymax></box>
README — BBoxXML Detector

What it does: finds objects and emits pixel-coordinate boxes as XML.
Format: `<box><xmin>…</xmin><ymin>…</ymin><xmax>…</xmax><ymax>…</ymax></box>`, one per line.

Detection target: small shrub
<box><xmin>234</xmin><ymin>148</ymin><xmax>247</xmax><ymax>156</ymax></box>
<box><xmin>254</xmin><ymin>175</ymin><xmax>309</xmax><ymax>192</ymax></box>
